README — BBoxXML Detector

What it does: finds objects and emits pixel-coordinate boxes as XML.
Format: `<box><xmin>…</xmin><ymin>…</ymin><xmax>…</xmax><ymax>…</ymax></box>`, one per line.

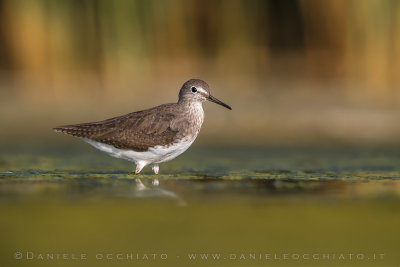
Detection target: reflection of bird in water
<box><xmin>117</xmin><ymin>180</ymin><xmax>187</xmax><ymax>206</ymax></box>
<box><xmin>54</xmin><ymin>79</ymin><xmax>231</xmax><ymax>185</ymax></box>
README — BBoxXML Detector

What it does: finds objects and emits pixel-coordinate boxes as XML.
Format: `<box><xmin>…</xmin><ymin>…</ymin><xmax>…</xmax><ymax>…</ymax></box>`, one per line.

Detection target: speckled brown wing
<box><xmin>53</xmin><ymin>104</ymin><xmax>180</xmax><ymax>152</ymax></box>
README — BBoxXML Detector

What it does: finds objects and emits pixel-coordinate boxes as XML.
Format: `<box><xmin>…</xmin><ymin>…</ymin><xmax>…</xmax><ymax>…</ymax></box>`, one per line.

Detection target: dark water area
<box><xmin>0</xmin><ymin>143</ymin><xmax>399</xmax><ymax>266</ymax></box>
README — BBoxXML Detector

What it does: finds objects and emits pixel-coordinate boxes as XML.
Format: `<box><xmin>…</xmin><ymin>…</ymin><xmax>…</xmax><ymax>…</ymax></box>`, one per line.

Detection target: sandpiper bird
<box><xmin>54</xmin><ymin>79</ymin><xmax>231</xmax><ymax>175</ymax></box>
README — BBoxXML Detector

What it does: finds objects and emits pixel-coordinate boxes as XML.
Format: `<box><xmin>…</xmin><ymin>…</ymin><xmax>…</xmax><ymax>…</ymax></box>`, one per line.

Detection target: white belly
<box><xmin>80</xmin><ymin>137</ymin><xmax>195</xmax><ymax>166</ymax></box>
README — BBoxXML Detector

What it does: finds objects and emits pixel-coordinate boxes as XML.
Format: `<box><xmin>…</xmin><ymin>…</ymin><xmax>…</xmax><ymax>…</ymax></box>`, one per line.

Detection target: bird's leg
<box><xmin>135</xmin><ymin>162</ymin><xmax>146</xmax><ymax>190</ymax></box>
<box><xmin>152</xmin><ymin>164</ymin><xmax>159</xmax><ymax>174</ymax></box>
<box><xmin>152</xmin><ymin>164</ymin><xmax>159</xmax><ymax>186</ymax></box>
<box><xmin>135</xmin><ymin>162</ymin><xmax>146</xmax><ymax>174</ymax></box>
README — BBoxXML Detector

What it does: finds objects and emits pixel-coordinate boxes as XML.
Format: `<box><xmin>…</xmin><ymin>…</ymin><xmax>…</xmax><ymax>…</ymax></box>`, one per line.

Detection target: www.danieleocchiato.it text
<box><xmin>13</xmin><ymin>251</ymin><xmax>385</xmax><ymax>262</ymax></box>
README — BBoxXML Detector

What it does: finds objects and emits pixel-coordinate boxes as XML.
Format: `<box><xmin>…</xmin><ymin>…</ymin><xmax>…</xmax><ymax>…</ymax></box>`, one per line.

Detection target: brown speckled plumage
<box><xmin>54</xmin><ymin>103</ymin><xmax>183</xmax><ymax>152</ymax></box>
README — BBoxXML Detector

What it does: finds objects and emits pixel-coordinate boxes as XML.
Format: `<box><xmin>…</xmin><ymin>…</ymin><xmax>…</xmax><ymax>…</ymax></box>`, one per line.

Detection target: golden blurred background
<box><xmin>1</xmin><ymin>0</ymin><xmax>400</xmax><ymax>146</ymax></box>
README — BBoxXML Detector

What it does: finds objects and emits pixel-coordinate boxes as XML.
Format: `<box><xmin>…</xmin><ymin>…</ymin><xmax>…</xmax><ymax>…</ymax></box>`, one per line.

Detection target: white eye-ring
<box><xmin>191</xmin><ymin>87</ymin><xmax>197</xmax><ymax>93</ymax></box>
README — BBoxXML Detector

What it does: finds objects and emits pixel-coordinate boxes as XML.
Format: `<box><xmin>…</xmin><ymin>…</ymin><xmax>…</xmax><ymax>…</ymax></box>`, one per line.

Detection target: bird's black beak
<box><xmin>207</xmin><ymin>95</ymin><xmax>232</xmax><ymax>110</ymax></box>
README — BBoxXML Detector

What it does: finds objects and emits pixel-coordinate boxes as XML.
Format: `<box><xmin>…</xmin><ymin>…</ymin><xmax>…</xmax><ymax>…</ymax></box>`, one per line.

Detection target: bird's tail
<box><xmin>53</xmin><ymin>124</ymin><xmax>98</xmax><ymax>138</ymax></box>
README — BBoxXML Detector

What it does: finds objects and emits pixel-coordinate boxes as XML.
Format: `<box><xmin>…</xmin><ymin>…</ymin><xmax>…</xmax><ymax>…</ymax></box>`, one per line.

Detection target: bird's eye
<box><xmin>191</xmin><ymin>87</ymin><xmax>197</xmax><ymax>93</ymax></box>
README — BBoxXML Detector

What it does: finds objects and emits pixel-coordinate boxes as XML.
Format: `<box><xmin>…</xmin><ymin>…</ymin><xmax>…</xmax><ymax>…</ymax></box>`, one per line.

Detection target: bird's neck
<box><xmin>178</xmin><ymin>98</ymin><xmax>203</xmax><ymax>108</ymax></box>
<box><xmin>178</xmin><ymin>100</ymin><xmax>205</xmax><ymax>126</ymax></box>
<box><xmin>178</xmin><ymin>99</ymin><xmax>203</xmax><ymax>109</ymax></box>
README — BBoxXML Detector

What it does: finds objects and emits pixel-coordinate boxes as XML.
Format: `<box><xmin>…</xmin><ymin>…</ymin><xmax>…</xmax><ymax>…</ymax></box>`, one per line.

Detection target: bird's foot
<box><xmin>135</xmin><ymin>162</ymin><xmax>146</xmax><ymax>174</ymax></box>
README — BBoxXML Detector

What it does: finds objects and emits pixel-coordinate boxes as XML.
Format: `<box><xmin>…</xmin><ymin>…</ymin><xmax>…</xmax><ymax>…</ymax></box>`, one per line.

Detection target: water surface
<box><xmin>1</xmin><ymin>144</ymin><xmax>399</xmax><ymax>266</ymax></box>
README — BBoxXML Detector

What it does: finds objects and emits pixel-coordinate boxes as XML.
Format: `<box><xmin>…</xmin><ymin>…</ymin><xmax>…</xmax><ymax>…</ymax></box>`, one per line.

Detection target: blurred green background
<box><xmin>1</xmin><ymin>0</ymin><xmax>400</xmax><ymax>146</ymax></box>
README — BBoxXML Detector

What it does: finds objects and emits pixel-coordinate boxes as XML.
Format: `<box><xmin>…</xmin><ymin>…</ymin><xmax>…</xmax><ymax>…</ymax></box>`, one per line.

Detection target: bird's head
<box><xmin>178</xmin><ymin>79</ymin><xmax>232</xmax><ymax>110</ymax></box>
